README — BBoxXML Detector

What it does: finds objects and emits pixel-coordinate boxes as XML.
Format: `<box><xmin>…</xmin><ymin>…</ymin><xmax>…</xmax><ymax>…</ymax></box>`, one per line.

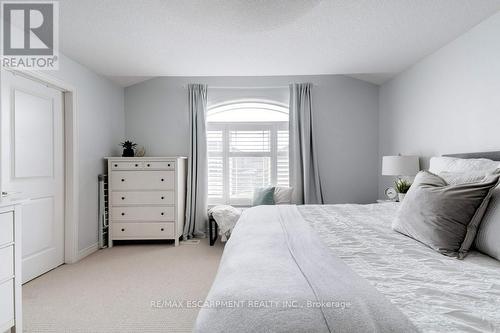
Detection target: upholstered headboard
<box><xmin>443</xmin><ymin>151</ymin><xmax>500</xmax><ymax>161</ymax></box>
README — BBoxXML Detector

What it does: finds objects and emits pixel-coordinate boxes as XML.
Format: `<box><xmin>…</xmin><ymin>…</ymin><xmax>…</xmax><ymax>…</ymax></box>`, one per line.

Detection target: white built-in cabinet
<box><xmin>0</xmin><ymin>200</ymin><xmax>23</xmax><ymax>333</ymax></box>
<box><xmin>107</xmin><ymin>157</ymin><xmax>187</xmax><ymax>247</ymax></box>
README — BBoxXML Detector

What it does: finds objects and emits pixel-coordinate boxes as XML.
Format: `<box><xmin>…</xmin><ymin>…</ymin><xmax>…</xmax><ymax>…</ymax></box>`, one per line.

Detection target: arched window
<box><xmin>207</xmin><ymin>100</ymin><xmax>289</xmax><ymax>205</ymax></box>
<box><xmin>207</xmin><ymin>100</ymin><xmax>288</xmax><ymax>122</ymax></box>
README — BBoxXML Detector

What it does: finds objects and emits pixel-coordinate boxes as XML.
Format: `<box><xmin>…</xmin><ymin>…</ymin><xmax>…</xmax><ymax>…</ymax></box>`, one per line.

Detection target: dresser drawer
<box><xmin>143</xmin><ymin>161</ymin><xmax>175</xmax><ymax>170</ymax></box>
<box><xmin>110</xmin><ymin>161</ymin><xmax>143</xmax><ymax>170</ymax></box>
<box><xmin>111</xmin><ymin>206</ymin><xmax>175</xmax><ymax>221</ymax></box>
<box><xmin>0</xmin><ymin>212</ymin><xmax>14</xmax><ymax>246</ymax></box>
<box><xmin>112</xmin><ymin>222</ymin><xmax>175</xmax><ymax>239</ymax></box>
<box><xmin>111</xmin><ymin>191</ymin><xmax>174</xmax><ymax>205</ymax></box>
<box><xmin>0</xmin><ymin>279</ymin><xmax>14</xmax><ymax>328</ymax></box>
<box><xmin>111</xmin><ymin>171</ymin><xmax>174</xmax><ymax>190</ymax></box>
<box><xmin>0</xmin><ymin>246</ymin><xmax>14</xmax><ymax>282</ymax></box>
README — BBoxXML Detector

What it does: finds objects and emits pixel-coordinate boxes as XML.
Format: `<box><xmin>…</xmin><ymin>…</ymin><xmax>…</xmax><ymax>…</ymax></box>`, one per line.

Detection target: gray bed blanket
<box><xmin>195</xmin><ymin>205</ymin><xmax>417</xmax><ymax>333</ymax></box>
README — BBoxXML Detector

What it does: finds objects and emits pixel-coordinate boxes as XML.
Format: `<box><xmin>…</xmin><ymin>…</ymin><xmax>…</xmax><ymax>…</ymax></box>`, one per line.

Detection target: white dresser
<box><xmin>0</xmin><ymin>200</ymin><xmax>23</xmax><ymax>333</ymax></box>
<box><xmin>107</xmin><ymin>157</ymin><xmax>187</xmax><ymax>247</ymax></box>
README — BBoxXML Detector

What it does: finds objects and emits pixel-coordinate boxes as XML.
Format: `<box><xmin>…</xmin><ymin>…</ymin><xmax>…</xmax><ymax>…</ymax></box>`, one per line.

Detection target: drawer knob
<box><xmin>114</xmin><ymin>164</ymin><xmax>118</xmax><ymax>167</ymax></box>
<box><xmin>121</xmin><ymin>197</ymin><xmax>125</xmax><ymax>200</ymax></box>
<box><xmin>135</xmin><ymin>164</ymin><xmax>139</xmax><ymax>167</ymax></box>
<box><xmin>161</xmin><ymin>228</ymin><xmax>164</xmax><ymax>231</ymax></box>
<box><xmin>147</xmin><ymin>163</ymin><xmax>151</xmax><ymax>167</ymax></box>
<box><xmin>121</xmin><ymin>212</ymin><xmax>125</xmax><ymax>216</ymax></box>
<box><xmin>121</xmin><ymin>178</ymin><xmax>125</xmax><ymax>182</ymax></box>
<box><xmin>121</xmin><ymin>228</ymin><xmax>125</xmax><ymax>232</ymax></box>
<box><xmin>161</xmin><ymin>178</ymin><xmax>164</xmax><ymax>182</ymax></box>
<box><xmin>161</xmin><ymin>212</ymin><xmax>164</xmax><ymax>216</ymax></box>
<box><xmin>168</xmin><ymin>164</ymin><xmax>171</xmax><ymax>167</ymax></box>
<box><xmin>161</xmin><ymin>196</ymin><xmax>165</xmax><ymax>200</ymax></box>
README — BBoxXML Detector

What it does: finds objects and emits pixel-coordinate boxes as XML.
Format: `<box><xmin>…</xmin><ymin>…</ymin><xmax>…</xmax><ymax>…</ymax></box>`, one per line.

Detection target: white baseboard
<box><xmin>76</xmin><ymin>242</ymin><xmax>99</xmax><ymax>262</ymax></box>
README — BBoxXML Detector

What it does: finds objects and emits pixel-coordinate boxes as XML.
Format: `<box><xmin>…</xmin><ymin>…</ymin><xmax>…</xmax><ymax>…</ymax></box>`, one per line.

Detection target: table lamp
<box><xmin>382</xmin><ymin>155</ymin><xmax>420</xmax><ymax>201</ymax></box>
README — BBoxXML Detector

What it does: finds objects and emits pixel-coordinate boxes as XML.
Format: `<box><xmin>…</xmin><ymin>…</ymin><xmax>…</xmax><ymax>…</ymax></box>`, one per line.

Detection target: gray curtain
<box><xmin>184</xmin><ymin>84</ymin><xmax>208</xmax><ymax>239</ymax></box>
<box><xmin>289</xmin><ymin>83</ymin><xmax>324</xmax><ymax>204</ymax></box>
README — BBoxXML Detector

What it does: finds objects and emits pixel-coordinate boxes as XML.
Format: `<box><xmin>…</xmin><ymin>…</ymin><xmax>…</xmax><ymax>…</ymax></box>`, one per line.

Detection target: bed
<box><xmin>195</xmin><ymin>152</ymin><xmax>500</xmax><ymax>333</ymax></box>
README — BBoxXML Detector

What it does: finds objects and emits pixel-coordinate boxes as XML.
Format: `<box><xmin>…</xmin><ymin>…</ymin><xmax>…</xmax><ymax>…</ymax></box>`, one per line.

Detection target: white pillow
<box><xmin>274</xmin><ymin>187</ymin><xmax>293</xmax><ymax>205</ymax></box>
<box><xmin>439</xmin><ymin>170</ymin><xmax>496</xmax><ymax>184</ymax></box>
<box><xmin>429</xmin><ymin>157</ymin><xmax>500</xmax><ymax>174</ymax></box>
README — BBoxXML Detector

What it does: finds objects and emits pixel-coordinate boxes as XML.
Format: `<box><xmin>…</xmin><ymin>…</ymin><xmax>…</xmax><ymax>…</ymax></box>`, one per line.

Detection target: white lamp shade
<box><xmin>382</xmin><ymin>156</ymin><xmax>420</xmax><ymax>176</ymax></box>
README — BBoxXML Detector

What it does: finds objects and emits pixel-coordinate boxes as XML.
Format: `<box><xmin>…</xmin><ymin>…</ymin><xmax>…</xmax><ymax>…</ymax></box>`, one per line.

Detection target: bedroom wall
<box><xmin>125</xmin><ymin>75</ymin><xmax>379</xmax><ymax>204</ymax></box>
<box><xmin>378</xmin><ymin>11</ymin><xmax>500</xmax><ymax>198</ymax></box>
<box><xmin>49</xmin><ymin>54</ymin><xmax>125</xmax><ymax>254</ymax></box>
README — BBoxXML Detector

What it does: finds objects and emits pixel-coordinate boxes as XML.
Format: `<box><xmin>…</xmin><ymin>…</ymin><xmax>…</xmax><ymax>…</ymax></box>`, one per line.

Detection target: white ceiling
<box><xmin>59</xmin><ymin>0</ymin><xmax>500</xmax><ymax>86</ymax></box>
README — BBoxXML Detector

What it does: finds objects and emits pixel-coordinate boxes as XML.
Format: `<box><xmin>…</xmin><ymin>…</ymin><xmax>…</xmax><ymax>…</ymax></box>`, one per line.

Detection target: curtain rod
<box><xmin>181</xmin><ymin>84</ymin><xmax>318</xmax><ymax>89</ymax></box>
<box><xmin>208</xmin><ymin>85</ymin><xmax>288</xmax><ymax>89</ymax></box>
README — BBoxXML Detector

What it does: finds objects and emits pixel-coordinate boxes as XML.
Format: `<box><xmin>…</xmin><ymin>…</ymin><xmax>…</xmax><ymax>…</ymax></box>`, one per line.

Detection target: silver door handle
<box><xmin>1</xmin><ymin>191</ymin><xmax>22</xmax><ymax>197</ymax></box>
<box><xmin>0</xmin><ymin>191</ymin><xmax>19</xmax><ymax>197</ymax></box>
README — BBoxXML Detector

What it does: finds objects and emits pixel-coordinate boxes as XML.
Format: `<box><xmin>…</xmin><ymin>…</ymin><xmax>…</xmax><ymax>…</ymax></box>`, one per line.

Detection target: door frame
<box><xmin>2</xmin><ymin>68</ymin><xmax>80</xmax><ymax>264</ymax></box>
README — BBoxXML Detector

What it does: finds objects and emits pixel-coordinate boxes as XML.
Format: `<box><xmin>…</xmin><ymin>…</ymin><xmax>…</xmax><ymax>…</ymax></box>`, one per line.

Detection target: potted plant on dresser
<box><xmin>120</xmin><ymin>140</ymin><xmax>137</xmax><ymax>157</ymax></box>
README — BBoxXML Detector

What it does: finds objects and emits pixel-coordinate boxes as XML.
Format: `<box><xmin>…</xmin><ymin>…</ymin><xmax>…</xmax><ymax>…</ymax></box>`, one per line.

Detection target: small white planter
<box><xmin>398</xmin><ymin>193</ymin><xmax>406</xmax><ymax>202</ymax></box>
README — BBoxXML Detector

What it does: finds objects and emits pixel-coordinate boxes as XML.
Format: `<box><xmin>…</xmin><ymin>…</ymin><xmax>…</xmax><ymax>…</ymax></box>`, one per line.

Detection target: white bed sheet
<box><xmin>298</xmin><ymin>203</ymin><xmax>500</xmax><ymax>333</ymax></box>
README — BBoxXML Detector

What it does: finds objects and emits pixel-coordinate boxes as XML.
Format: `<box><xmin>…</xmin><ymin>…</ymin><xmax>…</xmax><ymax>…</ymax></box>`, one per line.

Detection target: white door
<box><xmin>1</xmin><ymin>71</ymin><xmax>65</xmax><ymax>283</ymax></box>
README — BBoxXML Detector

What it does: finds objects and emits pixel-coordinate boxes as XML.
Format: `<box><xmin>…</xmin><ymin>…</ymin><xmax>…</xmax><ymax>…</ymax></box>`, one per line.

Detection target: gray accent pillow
<box><xmin>392</xmin><ymin>171</ymin><xmax>500</xmax><ymax>258</ymax></box>
<box><xmin>475</xmin><ymin>186</ymin><xmax>500</xmax><ymax>260</ymax></box>
<box><xmin>253</xmin><ymin>187</ymin><xmax>275</xmax><ymax>206</ymax></box>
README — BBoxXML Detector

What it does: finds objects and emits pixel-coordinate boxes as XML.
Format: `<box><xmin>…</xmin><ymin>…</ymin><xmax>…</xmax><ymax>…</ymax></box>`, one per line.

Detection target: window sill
<box><xmin>208</xmin><ymin>204</ymin><xmax>252</xmax><ymax>207</ymax></box>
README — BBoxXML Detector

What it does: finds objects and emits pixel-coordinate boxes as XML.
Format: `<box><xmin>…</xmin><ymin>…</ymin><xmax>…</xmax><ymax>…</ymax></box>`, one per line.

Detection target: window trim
<box><xmin>207</xmin><ymin>100</ymin><xmax>289</xmax><ymax>120</ymax></box>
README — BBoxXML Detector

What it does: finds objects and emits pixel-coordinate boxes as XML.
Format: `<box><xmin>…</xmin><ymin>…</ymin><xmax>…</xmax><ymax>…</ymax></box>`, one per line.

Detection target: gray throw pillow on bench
<box><xmin>392</xmin><ymin>170</ymin><xmax>500</xmax><ymax>259</ymax></box>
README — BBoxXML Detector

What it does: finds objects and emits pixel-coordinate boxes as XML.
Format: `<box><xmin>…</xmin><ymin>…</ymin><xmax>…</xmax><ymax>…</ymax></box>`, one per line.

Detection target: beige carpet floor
<box><xmin>23</xmin><ymin>240</ymin><xmax>224</xmax><ymax>333</ymax></box>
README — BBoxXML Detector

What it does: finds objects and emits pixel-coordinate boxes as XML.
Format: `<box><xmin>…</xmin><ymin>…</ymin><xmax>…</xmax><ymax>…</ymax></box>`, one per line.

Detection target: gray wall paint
<box><xmin>379</xmin><ymin>11</ymin><xmax>500</xmax><ymax>198</ymax></box>
<box><xmin>49</xmin><ymin>54</ymin><xmax>125</xmax><ymax>251</ymax></box>
<box><xmin>125</xmin><ymin>75</ymin><xmax>379</xmax><ymax>204</ymax></box>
